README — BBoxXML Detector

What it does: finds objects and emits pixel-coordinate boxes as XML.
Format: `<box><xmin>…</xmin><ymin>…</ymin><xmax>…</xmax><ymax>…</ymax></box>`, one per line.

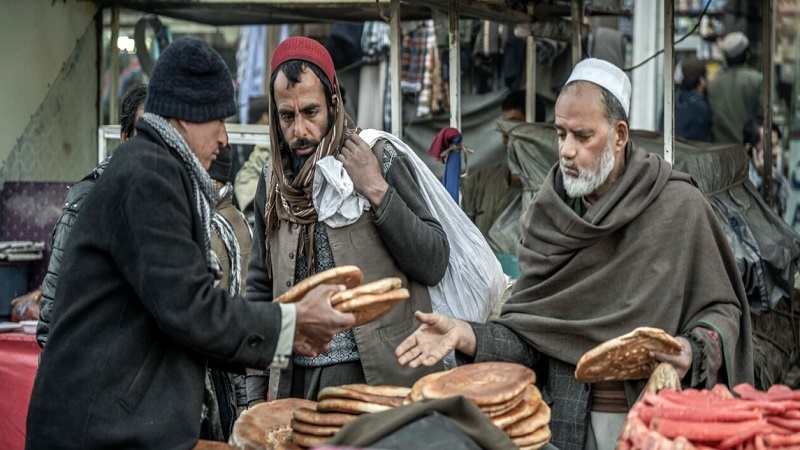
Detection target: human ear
<box><xmin>614</xmin><ymin>121</ymin><xmax>629</xmax><ymax>151</ymax></box>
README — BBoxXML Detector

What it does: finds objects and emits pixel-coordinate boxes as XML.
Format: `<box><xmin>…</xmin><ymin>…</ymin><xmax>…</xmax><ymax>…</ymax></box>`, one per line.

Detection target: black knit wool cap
<box><xmin>208</xmin><ymin>145</ymin><xmax>232</xmax><ymax>183</ymax></box>
<box><xmin>145</xmin><ymin>37</ymin><xmax>236</xmax><ymax>123</ymax></box>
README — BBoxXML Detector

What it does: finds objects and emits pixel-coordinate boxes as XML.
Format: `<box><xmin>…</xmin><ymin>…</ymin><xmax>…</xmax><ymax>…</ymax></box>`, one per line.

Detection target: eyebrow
<box><xmin>278</xmin><ymin>103</ymin><xmax>321</xmax><ymax>116</ymax></box>
<box><xmin>554</xmin><ymin>124</ymin><xmax>593</xmax><ymax>136</ymax></box>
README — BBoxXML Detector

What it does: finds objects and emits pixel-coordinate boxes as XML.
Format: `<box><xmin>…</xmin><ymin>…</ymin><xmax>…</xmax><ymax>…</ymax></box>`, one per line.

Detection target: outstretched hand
<box><xmin>293</xmin><ymin>284</ymin><xmax>355</xmax><ymax>357</ymax></box>
<box><xmin>395</xmin><ymin>311</ymin><xmax>475</xmax><ymax>368</ymax></box>
<box><xmin>650</xmin><ymin>336</ymin><xmax>693</xmax><ymax>379</ymax></box>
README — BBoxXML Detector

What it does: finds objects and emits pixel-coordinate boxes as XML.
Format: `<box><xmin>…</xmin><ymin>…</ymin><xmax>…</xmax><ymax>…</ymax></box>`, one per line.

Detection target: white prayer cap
<box><xmin>565</xmin><ymin>58</ymin><xmax>631</xmax><ymax>117</ymax></box>
<box><xmin>719</xmin><ymin>31</ymin><xmax>748</xmax><ymax>59</ymax></box>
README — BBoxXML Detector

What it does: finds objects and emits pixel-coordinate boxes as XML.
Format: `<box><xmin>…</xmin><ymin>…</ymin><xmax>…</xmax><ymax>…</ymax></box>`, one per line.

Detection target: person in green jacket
<box><xmin>707</xmin><ymin>31</ymin><xmax>763</xmax><ymax>144</ymax></box>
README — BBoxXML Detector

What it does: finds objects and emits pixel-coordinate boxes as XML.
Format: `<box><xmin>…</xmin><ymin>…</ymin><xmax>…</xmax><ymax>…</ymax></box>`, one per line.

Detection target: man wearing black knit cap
<box><xmin>26</xmin><ymin>37</ymin><xmax>353</xmax><ymax>450</ymax></box>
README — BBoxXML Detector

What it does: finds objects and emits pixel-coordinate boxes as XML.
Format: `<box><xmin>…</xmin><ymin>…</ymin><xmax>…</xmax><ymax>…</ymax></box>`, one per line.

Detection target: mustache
<box><xmin>291</xmin><ymin>138</ymin><xmax>319</xmax><ymax>151</ymax></box>
<box><xmin>560</xmin><ymin>158</ymin><xmax>578</xmax><ymax>173</ymax></box>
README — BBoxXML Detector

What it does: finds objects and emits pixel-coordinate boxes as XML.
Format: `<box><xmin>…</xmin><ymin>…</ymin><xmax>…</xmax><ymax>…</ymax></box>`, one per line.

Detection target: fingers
<box><xmin>415</xmin><ymin>311</ymin><xmax>443</xmax><ymax>326</ymax></box>
<box><xmin>331</xmin><ymin>310</ymin><xmax>356</xmax><ymax>329</ymax></box>
<box><xmin>395</xmin><ymin>335</ymin><xmax>419</xmax><ymax>362</ymax></box>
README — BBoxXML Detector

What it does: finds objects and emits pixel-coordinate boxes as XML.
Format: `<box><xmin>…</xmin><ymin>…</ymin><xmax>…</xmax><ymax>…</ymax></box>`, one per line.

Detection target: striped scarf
<box><xmin>141</xmin><ymin>113</ymin><xmax>222</xmax><ymax>278</ymax></box>
<box><xmin>264</xmin><ymin>77</ymin><xmax>358</xmax><ymax>277</ymax></box>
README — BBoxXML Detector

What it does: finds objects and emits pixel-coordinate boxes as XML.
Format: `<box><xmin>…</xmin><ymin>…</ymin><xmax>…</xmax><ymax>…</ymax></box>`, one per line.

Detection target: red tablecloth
<box><xmin>0</xmin><ymin>332</ymin><xmax>40</xmax><ymax>450</ymax></box>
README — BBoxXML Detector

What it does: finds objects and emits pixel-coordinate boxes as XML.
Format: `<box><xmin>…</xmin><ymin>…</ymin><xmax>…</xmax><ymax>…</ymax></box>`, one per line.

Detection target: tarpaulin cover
<box><xmin>506</xmin><ymin>124</ymin><xmax>800</xmax><ymax>316</ymax></box>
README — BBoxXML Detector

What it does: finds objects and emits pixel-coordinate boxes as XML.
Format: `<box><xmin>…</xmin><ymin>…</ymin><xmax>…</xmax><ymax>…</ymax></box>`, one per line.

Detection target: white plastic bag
<box><xmin>359</xmin><ymin>129</ymin><xmax>507</xmax><ymax>324</ymax></box>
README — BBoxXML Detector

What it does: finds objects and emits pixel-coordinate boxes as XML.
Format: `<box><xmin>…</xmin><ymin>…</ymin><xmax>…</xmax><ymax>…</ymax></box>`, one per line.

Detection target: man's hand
<box><xmin>293</xmin><ymin>284</ymin><xmax>355</xmax><ymax>357</ymax></box>
<box><xmin>395</xmin><ymin>311</ymin><xmax>476</xmax><ymax>368</ymax></box>
<box><xmin>338</xmin><ymin>134</ymin><xmax>388</xmax><ymax>209</ymax></box>
<box><xmin>651</xmin><ymin>336</ymin><xmax>693</xmax><ymax>379</ymax></box>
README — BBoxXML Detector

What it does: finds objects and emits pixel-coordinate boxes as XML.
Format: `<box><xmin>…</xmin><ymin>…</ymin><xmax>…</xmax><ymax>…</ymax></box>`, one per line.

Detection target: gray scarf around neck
<box><xmin>141</xmin><ymin>113</ymin><xmax>221</xmax><ymax>278</ymax></box>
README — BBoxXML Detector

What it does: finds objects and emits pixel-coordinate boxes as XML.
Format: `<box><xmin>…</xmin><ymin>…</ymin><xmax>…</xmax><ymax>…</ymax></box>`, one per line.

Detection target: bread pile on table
<box><xmin>291</xmin><ymin>383</ymin><xmax>410</xmax><ymax>448</ymax></box>
<box><xmin>229</xmin><ymin>385</ymin><xmax>410</xmax><ymax>449</ymax></box>
<box><xmin>405</xmin><ymin>362</ymin><xmax>551</xmax><ymax>450</ymax></box>
<box><xmin>229</xmin><ymin>398</ymin><xmax>316</xmax><ymax>450</ymax></box>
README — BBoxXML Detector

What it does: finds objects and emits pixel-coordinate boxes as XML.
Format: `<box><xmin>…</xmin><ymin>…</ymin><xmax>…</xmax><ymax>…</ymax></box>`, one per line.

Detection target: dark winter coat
<box><xmin>26</xmin><ymin>121</ymin><xmax>283</xmax><ymax>450</ymax></box>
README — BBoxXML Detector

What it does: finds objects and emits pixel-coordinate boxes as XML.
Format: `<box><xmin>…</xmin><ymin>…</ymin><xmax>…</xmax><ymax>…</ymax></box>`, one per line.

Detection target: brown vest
<box><xmin>268</xmin><ymin>213</ymin><xmax>444</xmax><ymax>399</ymax></box>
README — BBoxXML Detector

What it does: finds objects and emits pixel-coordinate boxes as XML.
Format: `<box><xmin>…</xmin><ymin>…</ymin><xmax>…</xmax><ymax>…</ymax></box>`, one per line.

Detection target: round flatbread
<box><xmin>406</xmin><ymin>370</ymin><xmax>453</xmax><ymax>404</ymax></box>
<box><xmin>338</xmin><ymin>384</ymin><xmax>411</xmax><ymax>399</ymax></box>
<box><xmin>505</xmin><ymin>402</ymin><xmax>551</xmax><ymax>438</ymax></box>
<box><xmin>512</xmin><ymin>426</ymin><xmax>551</xmax><ymax>448</ymax></box>
<box><xmin>333</xmin><ymin>288</ymin><xmax>409</xmax><ymax>327</ymax></box>
<box><xmin>229</xmin><ymin>398</ymin><xmax>317</xmax><ymax>450</ymax></box>
<box><xmin>421</xmin><ymin>362</ymin><xmax>536</xmax><ymax>406</ymax></box>
<box><xmin>317</xmin><ymin>386</ymin><xmax>404</xmax><ymax>408</ymax></box>
<box><xmin>491</xmin><ymin>386</ymin><xmax>541</xmax><ymax>428</ymax></box>
<box><xmin>481</xmin><ymin>387</ymin><xmax>529</xmax><ymax>417</ymax></box>
<box><xmin>289</xmin><ymin>418</ymin><xmax>340</xmax><ymax>437</ymax></box>
<box><xmin>265</xmin><ymin>428</ymin><xmax>303</xmax><ymax>450</ymax></box>
<box><xmin>574</xmin><ymin>327</ymin><xmax>682</xmax><ymax>384</ymax></box>
<box><xmin>317</xmin><ymin>398</ymin><xmax>393</xmax><ymax>415</ymax></box>
<box><xmin>194</xmin><ymin>439</ymin><xmax>236</xmax><ymax>450</ymax></box>
<box><xmin>293</xmin><ymin>407</ymin><xmax>359</xmax><ymax>427</ymax></box>
<box><xmin>274</xmin><ymin>266</ymin><xmax>363</xmax><ymax>304</ymax></box>
<box><xmin>330</xmin><ymin>278</ymin><xmax>402</xmax><ymax>306</ymax></box>
<box><xmin>289</xmin><ymin>431</ymin><xmax>328</xmax><ymax>449</ymax></box>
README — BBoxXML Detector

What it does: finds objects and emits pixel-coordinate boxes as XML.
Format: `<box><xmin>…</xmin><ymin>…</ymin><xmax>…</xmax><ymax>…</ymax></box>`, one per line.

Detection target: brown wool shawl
<box><xmin>496</xmin><ymin>144</ymin><xmax>753</xmax><ymax>387</ymax></box>
<box><xmin>264</xmin><ymin>76</ymin><xmax>358</xmax><ymax>277</ymax></box>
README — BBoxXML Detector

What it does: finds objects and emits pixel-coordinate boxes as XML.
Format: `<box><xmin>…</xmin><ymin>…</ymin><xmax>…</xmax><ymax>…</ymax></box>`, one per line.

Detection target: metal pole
<box><xmin>571</xmin><ymin>0</ymin><xmax>583</xmax><ymax>67</ymax></box>
<box><xmin>526</xmin><ymin>34</ymin><xmax>536</xmax><ymax>123</ymax></box>
<box><xmin>762</xmin><ymin>0</ymin><xmax>773</xmax><ymax>206</ymax></box>
<box><xmin>109</xmin><ymin>5</ymin><xmax>120</xmax><ymax>127</ymax></box>
<box><xmin>390</xmin><ymin>0</ymin><xmax>403</xmax><ymax>138</ymax></box>
<box><xmin>663</xmin><ymin>0</ymin><xmax>674</xmax><ymax>165</ymax></box>
<box><xmin>449</xmin><ymin>0</ymin><xmax>461</xmax><ymax>131</ymax></box>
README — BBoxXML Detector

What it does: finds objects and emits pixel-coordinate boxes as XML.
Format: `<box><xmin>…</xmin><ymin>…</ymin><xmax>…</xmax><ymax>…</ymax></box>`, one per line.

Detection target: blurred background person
<box><xmin>743</xmin><ymin>115</ymin><xmax>788</xmax><ymax>218</ymax></box>
<box><xmin>674</xmin><ymin>59</ymin><xmax>712</xmax><ymax>142</ymax></box>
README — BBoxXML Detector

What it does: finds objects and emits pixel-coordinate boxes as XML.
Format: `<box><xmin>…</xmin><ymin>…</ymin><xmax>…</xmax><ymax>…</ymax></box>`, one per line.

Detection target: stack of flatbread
<box><xmin>405</xmin><ymin>362</ymin><xmax>552</xmax><ymax>450</ymax></box>
<box><xmin>229</xmin><ymin>398</ymin><xmax>316</xmax><ymax>450</ymax></box>
<box><xmin>274</xmin><ymin>266</ymin><xmax>410</xmax><ymax>328</ymax></box>
<box><xmin>290</xmin><ymin>384</ymin><xmax>411</xmax><ymax>448</ymax></box>
<box><xmin>574</xmin><ymin>327</ymin><xmax>682</xmax><ymax>384</ymax></box>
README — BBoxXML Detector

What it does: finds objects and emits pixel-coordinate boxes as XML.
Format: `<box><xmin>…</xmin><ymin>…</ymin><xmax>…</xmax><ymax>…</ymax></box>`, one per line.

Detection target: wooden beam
<box><xmin>663</xmin><ymin>0</ymin><xmax>674</xmax><ymax>165</ymax></box>
<box><xmin>449</xmin><ymin>0</ymin><xmax>461</xmax><ymax>131</ymax></box>
<box><xmin>762</xmin><ymin>0</ymin><xmax>774</xmax><ymax>205</ymax></box>
<box><xmin>390</xmin><ymin>0</ymin><xmax>402</xmax><ymax>138</ymax></box>
<box><xmin>571</xmin><ymin>0</ymin><xmax>583</xmax><ymax>66</ymax></box>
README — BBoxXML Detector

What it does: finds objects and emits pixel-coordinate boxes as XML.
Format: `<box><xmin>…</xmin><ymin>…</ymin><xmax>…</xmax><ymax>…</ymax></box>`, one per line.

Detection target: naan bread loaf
<box><xmin>274</xmin><ymin>266</ymin><xmax>362</xmax><ymax>304</ymax></box>
<box><xmin>575</xmin><ymin>327</ymin><xmax>682</xmax><ymax>383</ymax></box>
<box><xmin>229</xmin><ymin>398</ymin><xmax>316</xmax><ymax>450</ymax></box>
<box><xmin>330</xmin><ymin>277</ymin><xmax>402</xmax><ymax>306</ymax></box>
<box><xmin>333</xmin><ymin>288</ymin><xmax>409</xmax><ymax>327</ymax></box>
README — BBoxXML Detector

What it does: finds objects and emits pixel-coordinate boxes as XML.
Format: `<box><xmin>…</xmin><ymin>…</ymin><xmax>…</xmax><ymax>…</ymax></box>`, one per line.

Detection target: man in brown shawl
<box><xmin>396</xmin><ymin>58</ymin><xmax>753</xmax><ymax>450</ymax></box>
<box><xmin>245</xmin><ymin>37</ymin><xmax>450</xmax><ymax>406</ymax></box>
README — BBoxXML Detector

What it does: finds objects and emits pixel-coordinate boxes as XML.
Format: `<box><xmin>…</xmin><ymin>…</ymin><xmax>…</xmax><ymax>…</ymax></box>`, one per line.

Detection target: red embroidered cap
<box><xmin>270</xmin><ymin>36</ymin><xmax>336</xmax><ymax>88</ymax></box>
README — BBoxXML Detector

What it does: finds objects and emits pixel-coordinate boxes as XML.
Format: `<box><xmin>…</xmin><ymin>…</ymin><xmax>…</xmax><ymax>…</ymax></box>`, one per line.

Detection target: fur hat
<box><xmin>145</xmin><ymin>37</ymin><xmax>236</xmax><ymax>122</ymax></box>
<box><xmin>270</xmin><ymin>36</ymin><xmax>336</xmax><ymax>88</ymax></box>
<box><xmin>565</xmin><ymin>58</ymin><xmax>631</xmax><ymax>117</ymax></box>
<box><xmin>208</xmin><ymin>145</ymin><xmax>232</xmax><ymax>183</ymax></box>
<box><xmin>719</xmin><ymin>32</ymin><xmax>749</xmax><ymax>59</ymax></box>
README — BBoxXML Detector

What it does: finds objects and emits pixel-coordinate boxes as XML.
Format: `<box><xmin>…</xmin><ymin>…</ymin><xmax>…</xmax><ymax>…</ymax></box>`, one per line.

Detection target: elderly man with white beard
<box><xmin>395</xmin><ymin>58</ymin><xmax>753</xmax><ymax>450</ymax></box>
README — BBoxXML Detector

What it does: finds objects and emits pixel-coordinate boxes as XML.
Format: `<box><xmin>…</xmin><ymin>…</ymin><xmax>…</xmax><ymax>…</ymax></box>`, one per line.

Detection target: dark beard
<box><xmin>290</xmin><ymin>153</ymin><xmax>311</xmax><ymax>177</ymax></box>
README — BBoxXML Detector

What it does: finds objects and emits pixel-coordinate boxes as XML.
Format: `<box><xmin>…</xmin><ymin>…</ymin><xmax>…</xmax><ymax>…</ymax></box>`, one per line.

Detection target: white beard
<box><xmin>560</xmin><ymin>132</ymin><xmax>615</xmax><ymax>199</ymax></box>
